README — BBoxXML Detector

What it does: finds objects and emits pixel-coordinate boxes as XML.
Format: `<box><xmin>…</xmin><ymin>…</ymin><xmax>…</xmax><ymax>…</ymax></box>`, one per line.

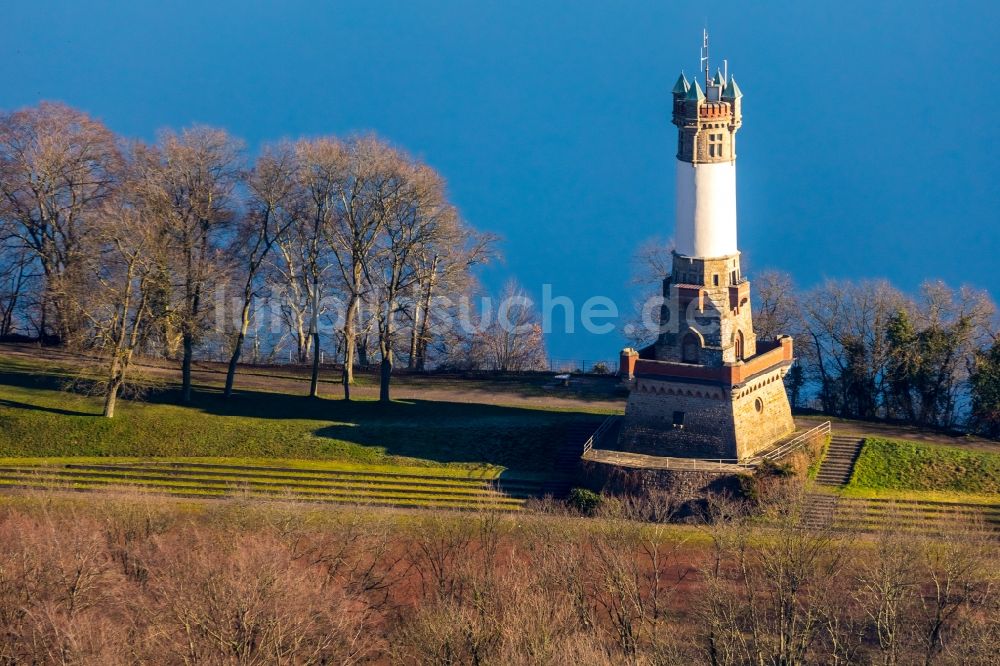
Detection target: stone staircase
<box><xmin>814</xmin><ymin>435</ymin><xmax>864</xmax><ymax>487</ymax></box>
<box><xmin>801</xmin><ymin>434</ymin><xmax>863</xmax><ymax>530</ymax></box>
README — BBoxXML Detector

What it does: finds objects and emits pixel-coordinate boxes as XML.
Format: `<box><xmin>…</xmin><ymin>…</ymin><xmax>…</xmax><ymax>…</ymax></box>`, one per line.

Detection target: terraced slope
<box><xmin>800</xmin><ymin>493</ymin><xmax>837</xmax><ymax>530</ymax></box>
<box><xmin>801</xmin><ymin>492</ymin><xmax>999</xmax><ymax>536</ymax></box>
<box><xmin>803</xmin><ymin>433</ymin><xmax>999</xmax><ymax>537</ymax></box>
<box><xmin>837</xmin><ymin>496</ymin><xmax>999</xmax><ymax>534</ymax></box>
<box><xmin>0</xmin><ymin>460</ymin><xmax>553</xmax><ymax>511</ymax></box>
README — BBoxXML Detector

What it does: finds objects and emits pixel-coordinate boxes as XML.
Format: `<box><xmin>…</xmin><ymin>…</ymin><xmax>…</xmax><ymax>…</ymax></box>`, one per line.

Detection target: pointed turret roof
<box><xmin>672</xmin><ymin>72</ymin><xmax>690</xmax><ymax>95</ymax></box>
<box><xmin>685</xmin><ymin>79</ymin><xmax>705</xmax><ymax>102</ymax></box>
<box><xmin>722</xmin><ymin>75</ymin><xmax>742</xmax><ymax>99</ymax></box>
<box><xmin>714</xmin><ymin>69</ymin><xmax>725</xmax><ymax>87</ymax></box>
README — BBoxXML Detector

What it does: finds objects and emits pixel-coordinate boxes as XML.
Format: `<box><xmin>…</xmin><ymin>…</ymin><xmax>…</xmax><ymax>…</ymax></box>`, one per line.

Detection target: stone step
<box><xmin>812</xmin><ymin>434</ymin><xmax>865</xmax><ymax>488</ymax></box>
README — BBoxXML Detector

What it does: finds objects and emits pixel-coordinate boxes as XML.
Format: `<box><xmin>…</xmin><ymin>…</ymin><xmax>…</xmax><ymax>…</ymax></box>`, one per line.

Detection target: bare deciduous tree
<box><xmin>466</xmin><ymin>279</ymin><xmax>547</xmax><ymax>372</ymax></box>
<box><xmin>223</xmin><ymin>144</ymin><xmax>299</xmax><ymax>398</ymax></box>
<box><xmin>753</xmin><ymin>269</ymin><xmax>799</xmax><ymax>341</ymax></box>
<box><xmin>141</xmin><ymin>127</ymin><xmax>242</xmax><ymax>403</ymax></box>
<box><xmin>0</xmin><ymin>102</ymin><xmax>121</xmax><ymax>341</ymax></box>
<box><xmin>324</xmin><ymin>137</ymin><xmax>397</xmax><ymax>399</ymax></box>
<box><xmin>63</xmin><ymin>156</ymin><xmax>169</xmax><ymax>417</ymax></box>
<box><xmin>800</xmin><ymin>280</ymin><xmax>905</xmax><ymax>417</ymax></box>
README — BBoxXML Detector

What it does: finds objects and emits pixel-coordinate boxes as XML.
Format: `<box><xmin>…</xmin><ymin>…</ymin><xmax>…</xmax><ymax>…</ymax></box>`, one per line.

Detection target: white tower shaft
<box><xmin>675</xmin><ymin>161</ymin><xmax>737</xmax><ymax>258</ymax></box>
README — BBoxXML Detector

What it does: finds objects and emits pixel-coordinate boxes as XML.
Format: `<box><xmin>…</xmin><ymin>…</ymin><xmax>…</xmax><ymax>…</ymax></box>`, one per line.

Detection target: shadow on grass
<box><xmin>0</xmin><ymin>398</ymin><xmax>94</xmax><ymax>417</ymax></box>
<box><xmin>193</xmin><ymin>388</ymin><xmax>603</xmax><ymax>471</ymax></box>
<box><xmin>0</xmin><ymin>362</ymin><xmax>605</xmax><ymax>472</ymax></box>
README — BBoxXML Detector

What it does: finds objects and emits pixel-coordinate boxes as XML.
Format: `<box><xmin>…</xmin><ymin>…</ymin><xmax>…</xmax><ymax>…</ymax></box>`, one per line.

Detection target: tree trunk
<box><xmin>379</xmin><ymin>293</ymin><xmax>396</xmax><ymax>403</ymax></box>
<box><xmin>342</xmin><ymin>294</ymin><xmax>359</xmax><ymax>401</ymax></box>
<box><xmin>309</xmin><ymin>278</ymin><xmax>321</xmax><ymax>398</ymax></box>
<box><xmin>0</xmin><ymin>300</ymin><xmax>13</xmax><ymax>337</ymax></box>
<box><xmin>415</xmin><ymin>259</ymin><xmax>438</xmax><ymax>371</ymax></box>
<box><xmin>38</xmin><ymin>291</ymin><xmax>48</xmax><ymax>341</ymax></box>
<box><xmin>310</xmin><ymin>328</ymin><xmax>321</xmax><ymax>398</ymax></box>
<box><xmin>224</xmin><ymin>330</ymin><xmax>246</xmax><ymax>399</ymax></box>
<box><xmin>0</xmin><ymin>262</ymin><xmax>26</xmax><ymax>337</ymax></box>
<box><xmin>342</xmin><ymin>357</ymin><xmax>352</xmax><ymax>400</ymax></box>
<box><xmin>103</xmin><ymin>377</ymin><xmax>122</xmax><ymax>418</ymax></box>
<box><xmin>408</xmin><ymin>302</ymin><xmax>421</xmax><ymax>370</ymax></box>
<box><xmin>103</xmin><ymin>348</ymin><xmax>125</xmax><ymax>418</ymax></box>
<box><xmin>379</xmin><ymin>355</ymin><xmax>392</xmax><ymax>402</ymax></box>
<box><xmin>357</xmin><ymin>335</ymin><xmax>369</xmax><ymax>367</ymax></box>
<box><xmin>224</xmin><ymin>296</ymin><xmax>253</xmax><ymax>399</ymax></box>
<box><xmin>380</xmin><ymin>343</ymin><xmax>392</xmax><ymax>403</ymax></box>
<box><xmin>181</xmin><ymin>332</ymin><xmax>194</xmax><ymax>403</ymax></box>
<box><xmin>297</xmin><ymin>322</ymin><xmax>310</xmax><ymax>363</ymax></box>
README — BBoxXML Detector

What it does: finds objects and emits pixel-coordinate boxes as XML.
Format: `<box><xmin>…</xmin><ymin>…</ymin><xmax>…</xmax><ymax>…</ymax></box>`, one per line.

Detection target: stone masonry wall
<box><xmin>731</xmin><ymin>365</ymin><xmax>796</xmax><ymax>459</ymax></box>
<box><xmin>578</xmin><ymin>460</ymin><xmax>743</xmax><ymax>504</ymax></box>
<box><xmin>622</xmin><ymin>377</ymin><xmax>737</xmax><ymax>458</ymax></box>
<box><xmin>621</xmin><ymin>362</ymin><xmax>795</xmax><ymax>460</ymax></box>
<box><xmin>656</xmin><ymin>253</ymin><xmax>757</xmax><ymax>367</ymax></box>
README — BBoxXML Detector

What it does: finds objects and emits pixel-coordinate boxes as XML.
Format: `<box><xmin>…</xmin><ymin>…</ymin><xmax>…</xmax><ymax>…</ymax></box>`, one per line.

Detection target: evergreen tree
<box><xmin>970</xmin><ymin>339</ymin><xmax>1000</xmax><ymax>437</ymax></box>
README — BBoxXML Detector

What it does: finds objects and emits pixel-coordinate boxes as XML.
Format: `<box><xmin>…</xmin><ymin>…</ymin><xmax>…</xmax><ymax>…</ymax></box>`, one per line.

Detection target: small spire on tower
<box><xmin>686</xmin><ymin>78</ymin><xmax>705</xmax><ymax>102</ymax></box>
<box><xmin>672</xmin><ymin>72</ymin><xmax>690</xmax><ymax>95</ymax></box>
<box><xmin>722</xmin><ymin>75</ymin><xmax>742</xmax><ymax>99</ymax></box>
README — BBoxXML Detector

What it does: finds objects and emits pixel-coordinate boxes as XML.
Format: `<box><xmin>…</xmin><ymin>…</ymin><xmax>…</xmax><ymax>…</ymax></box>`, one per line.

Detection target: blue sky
<box><xmin>2</xmin><ymin>1</ymin><xmax>998</xmax><ymax>361</ymax></box>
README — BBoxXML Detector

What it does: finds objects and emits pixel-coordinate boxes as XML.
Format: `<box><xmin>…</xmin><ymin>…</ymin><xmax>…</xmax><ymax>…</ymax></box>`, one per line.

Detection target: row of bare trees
<box><xmin>0</xmin><ymin>490</ymin><xmax>995</xmax><ymax>665</ymax></box>
<box><xmin>752</xmin><ymin>272</ymin><xmax>998</xmax><ymax>433</ymax></box>
<box><xmin>0</xmin><ymin>103</ymin><xmax>546</xmax><ymax>415</ymax></box>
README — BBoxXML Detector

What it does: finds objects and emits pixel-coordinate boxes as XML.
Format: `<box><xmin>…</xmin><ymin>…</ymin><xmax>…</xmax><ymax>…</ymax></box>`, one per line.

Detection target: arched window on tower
<box><xmin>682</xmin><ymin>333</ymin><xmax>700</xmax><ymax>364</ymax></box>
<box><xmin>734</xmin><ymin>330</ymin><xmax>745</xmax><ymax>361</ymax></box>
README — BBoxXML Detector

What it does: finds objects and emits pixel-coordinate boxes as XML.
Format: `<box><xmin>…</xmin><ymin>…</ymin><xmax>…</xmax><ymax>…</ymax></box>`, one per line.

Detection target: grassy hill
<box><xmin>0</xmin><ymin>352</ymin><xmax>608</xmax><ymax>474</ymax></box>
<box><xmin>848</xmin><ymin>437</ymin><xmax>1000</xmax><ymax>494</ymax></box>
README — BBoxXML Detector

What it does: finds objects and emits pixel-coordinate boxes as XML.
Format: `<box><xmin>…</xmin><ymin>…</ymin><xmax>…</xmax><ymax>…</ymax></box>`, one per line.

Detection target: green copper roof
<box><xmin>685</xmin><ymin>78</ymin><xmax>705</xmax><ymax>102</ymax></box>
<box><xmin>722</xmin><ymin>75</ymin><xmax>743</xmax><ymax>99</ymax></box>
<box><xmin>672</xmin><ymin>72</ymin><xmax>690</xmax><ymax>95</ymax></box>
<box><xmin>714</xmin><ymin>69</ymin><xmax>725</xmax><ymax>87</ymax></box>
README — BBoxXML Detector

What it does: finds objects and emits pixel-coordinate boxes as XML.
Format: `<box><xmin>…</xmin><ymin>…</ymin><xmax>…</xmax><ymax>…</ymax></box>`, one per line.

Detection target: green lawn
<box><xmin>0</xmin><ymin>356</ymin><xmax>606</xmax><ymax>473</ymax></box>
<box><xmin>848</xmin><ymin>438</ymin><xmax>1000</xmax><ymax>494</ymax></box>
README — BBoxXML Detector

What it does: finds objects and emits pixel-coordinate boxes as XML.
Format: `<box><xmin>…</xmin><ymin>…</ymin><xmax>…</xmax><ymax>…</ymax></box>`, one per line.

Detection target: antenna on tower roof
<box><xmin>700</xmin><ymin>28</ymin><xmax>710</xmax><ymax>90</ymax></box>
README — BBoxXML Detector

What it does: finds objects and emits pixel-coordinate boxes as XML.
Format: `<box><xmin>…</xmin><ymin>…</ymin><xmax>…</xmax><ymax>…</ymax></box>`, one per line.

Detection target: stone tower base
<box><xmin>619</xmin><ymin>338</ymin><xmax>795</xmax><ymax>460</ymax></box>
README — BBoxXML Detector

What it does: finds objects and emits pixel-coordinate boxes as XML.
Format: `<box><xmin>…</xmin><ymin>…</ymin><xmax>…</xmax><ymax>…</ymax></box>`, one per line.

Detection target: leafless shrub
<box><xmin>587</xmin><ymin>518</ymin><xmax>691</xmax><ymax>661</ymax></box>
<box><xmin>137</xmin><ymin>527</ymin><xmax>373</xmax><ymax>664</ymax></box>
<box><xmin>0</xmin><ymin>509</ymin><xmax>127</xmax><ymax>664</ymax></box>
<box><xmin>0</xmin><ymin>493</ymin><xmax>993</xmax><ymax>665</ymax></box>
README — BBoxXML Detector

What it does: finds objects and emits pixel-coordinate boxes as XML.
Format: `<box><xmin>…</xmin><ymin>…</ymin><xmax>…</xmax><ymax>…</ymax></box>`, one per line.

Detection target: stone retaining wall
<box><xmin>577</xmin><ymin>459</ymin><xmax>745</xmax><ymax>503</ymax></box>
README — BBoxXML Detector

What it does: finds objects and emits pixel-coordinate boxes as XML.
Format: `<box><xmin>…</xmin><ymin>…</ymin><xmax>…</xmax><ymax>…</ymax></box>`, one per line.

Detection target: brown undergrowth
<box><xmin>0</xmin><ymin>486</ymin><xmax>996</xmax><ymax>665</ymax></box>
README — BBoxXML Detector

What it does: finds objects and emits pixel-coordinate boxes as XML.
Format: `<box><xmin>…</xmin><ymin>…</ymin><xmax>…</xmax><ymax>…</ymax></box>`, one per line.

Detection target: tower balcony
<box><xmin>631</xmin><ymin>336</ymin><xmax>793</xmax><ymax>389</ymax></box>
